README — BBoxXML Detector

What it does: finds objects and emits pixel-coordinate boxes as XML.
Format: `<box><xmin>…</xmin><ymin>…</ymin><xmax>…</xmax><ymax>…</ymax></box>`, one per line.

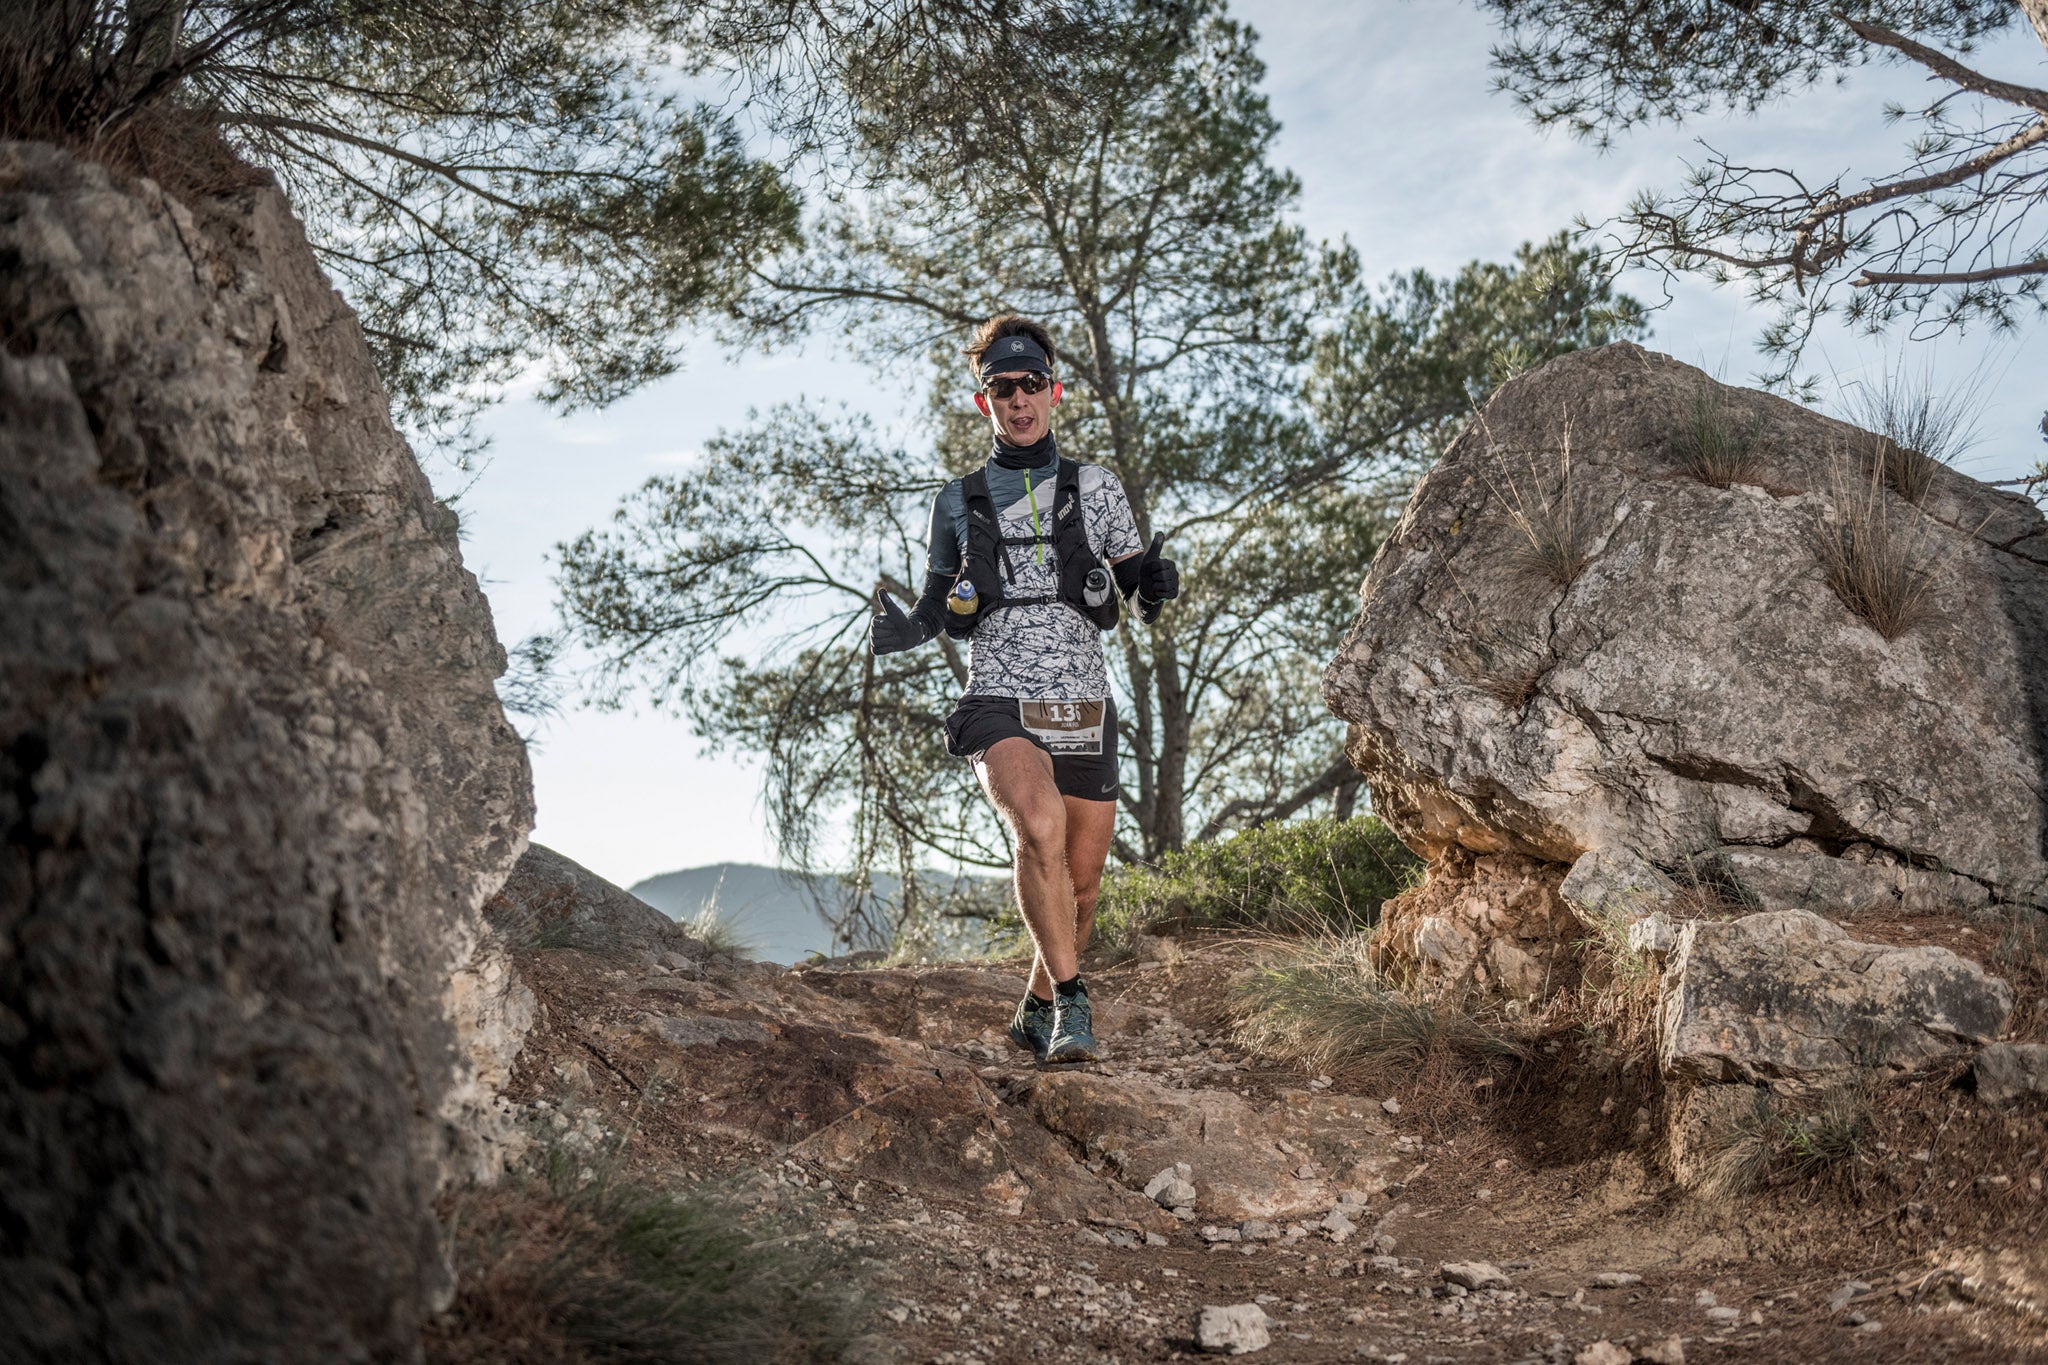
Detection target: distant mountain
<box><xmin>630</xmin><ymin>862</ymin><xmax>1002</xmax><ymax>965</ymax></box>
<box><xmin>627</xmin><ymin>863</ymin><xmax>895</xmax><ymax>965</ymax></box>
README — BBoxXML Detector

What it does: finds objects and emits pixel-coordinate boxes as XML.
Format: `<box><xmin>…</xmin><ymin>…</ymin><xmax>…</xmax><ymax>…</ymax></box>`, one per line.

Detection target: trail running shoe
<box><xmin>1009</xmin><ymin>993</ymin><xmax>1054</xmax><ymax>1062</ymax></box>
<box><xmin>1045</xmin><ymin>985</ymin><xmax>1101</xmax><ymax>1064</ymax></box>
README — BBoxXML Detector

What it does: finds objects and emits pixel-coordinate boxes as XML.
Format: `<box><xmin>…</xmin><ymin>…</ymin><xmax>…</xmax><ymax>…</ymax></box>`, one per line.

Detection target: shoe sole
<box><xmin>1042</xmin><ymin>1040</ymin><xmax>1101</xmax><ymax>1064</ymax></box>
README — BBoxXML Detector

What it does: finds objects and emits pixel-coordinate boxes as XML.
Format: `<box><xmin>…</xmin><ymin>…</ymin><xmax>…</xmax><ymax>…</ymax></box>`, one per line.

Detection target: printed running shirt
<box><xmin>926</xmin><ymin>448</ymin><xmax>1142</xmax><ymax>699</ymax></box>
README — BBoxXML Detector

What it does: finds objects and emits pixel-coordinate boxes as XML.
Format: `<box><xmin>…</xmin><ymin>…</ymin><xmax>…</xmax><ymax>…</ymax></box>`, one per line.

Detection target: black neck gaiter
<box><xmin>992</xmin><ymin>430</ymin><xmax>1057</xmax><ymax>471</ymax></box>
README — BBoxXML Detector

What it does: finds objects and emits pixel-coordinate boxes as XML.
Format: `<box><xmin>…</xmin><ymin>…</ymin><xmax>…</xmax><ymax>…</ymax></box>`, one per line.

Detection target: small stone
<box><xmin>1201</xmin><ymin>1225</ymin><xmax>1243</xmax><ymax>1243</ymax></box>
<box><xmin>1856</xmin><ymin>1320</ymin><xmax>1885</xmax><ymax>1333</ymax></box>
<box><xmin>1573</xmin><ymin>1343</ymin><xmax>1630</xmax><ymax>1365</ymax></box>
<box><xmin>1590</xmin><ymin>1272</ymin><xmax>1642</xmax><ymax>1289</ymax></box>
<box><xmin>1320</xmin><ymin>1208</ymin><xmax>1356</xmax><ymax>1243</ymax></box>
<box><xmin>1195</xmin><ymin>1303</ymin><xmax>1271</xmax><ymax>1354</ymax></box>
<box><xmin>1694</xmin><ymin>1289</ymin><xmax>1717</xmax><ymax>1307</ymax></box>
<box><xmin>1636</xmin><ymin>1337</ymin><xmax>1684</xmax><ymax>1365</ymax></box>
<box><xmin>1381</xmin><ymin>1097</ymin><xmax>1402</xmax><ymax>1114</ymax></box>
<box><xmin>1146</xmin><ymin>1232</ymin><xmax>1169</xmax><ymax>1247</ymax></box>
<box><xmin>1240</xmin><ymin>1219</ymin><xmax>1282</xmax><ymax>1241</ymax></box>
<box><xmin>1705</xmin><ymin>1306</ymin><xmax>1743</xmax><ymax>1324</ymax></box>
<box><xmin>1294</xmin><ymin>1163</ymin><xmax>1317</xmax><ymax>1179</ymax></box>
<box><xmin>1439</xmin><ymin>1261</ymin><xmax>1511</xmax><ymax>1291</ymax></box>
<box><xmin>1143</xmin><ymin>1167</ymin><xmax>1198</xmax><ymax>1209</ymax></box>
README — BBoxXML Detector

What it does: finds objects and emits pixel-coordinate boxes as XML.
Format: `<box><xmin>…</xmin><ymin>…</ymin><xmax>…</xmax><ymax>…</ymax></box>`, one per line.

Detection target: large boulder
<box><xmin>0</xmin><ymin>141</ymin><xmax>532</xmax><ymax>1361</ymax></box>
<box><xmin>487</xmin><ymin>842</ymin><xmax>709</xmax><ymax>967</ymax></box>
<box><xmin>1657</xmin><ymin>911</ymin><xmax>2013</xmax><ymax>1090</ymax></box>
<box><xmin>1325</xmin><ymin>343</ymin><xmax>2048</xmax><ymax>983</ymax></box>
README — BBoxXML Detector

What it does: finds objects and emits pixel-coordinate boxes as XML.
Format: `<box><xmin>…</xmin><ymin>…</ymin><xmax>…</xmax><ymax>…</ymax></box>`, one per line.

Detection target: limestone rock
<box><xmin>1368</xmin><ymin>847</ymin><xmax>1578</xmax><ymax>999</ymax></box>
<box><xmin>1716</xmin><ymin>845</ymin><xmax>1988</xmax><ymax>916</ymax></box>
<box><xmin>1658</xmin><ymin>911</ymin><xmax>2012</xmax><ymax>1088</ymax></box>
<box><xmin>1144</xmin><ymin>1166</ymin><xmax>1199</xmax><ymax>1209</ymax></box>
<box><xmin>1441</xmin><ymin>1260</ymin><xmax>1512</xmax><ymax>1291</ymax></box>
<box><xmin>1027</xmin><ymin>1072</ymin><xmax>1403</xmax><ymax>1221</ymax></box>
<box><xmin>1195</xmin><ymin>1303</ymin><xmax>1271</xmax><ymax>1354</ymax></box>
<box><xmin>1561</xmin><ymin>846</ymin><xmax>1682</xmax><ymax>930</ymax></box>
<box><xmin>1974</xmin><ymin>1043</ymin><xmax>2048</xmax><ymax>1104</ymax></box>
<box><xmin>0</xmin><ymin>141</ymin><xmax>531</xmax><ymax>1361</ymax></box>
<box><xmin>1325</xmin><ymin>343</ymin><xmax>2048</xmax><ymax>989</ymax></box>
<box><xmin>488</xmin><ymin>842</ymin><xmax>707</xmax><ymax>966</ymax></box>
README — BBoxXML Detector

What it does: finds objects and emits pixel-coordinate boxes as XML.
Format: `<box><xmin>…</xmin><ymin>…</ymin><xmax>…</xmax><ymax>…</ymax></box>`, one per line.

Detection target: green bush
<box><xmin>1091</xmin><ymin>816</ymin><xmax>1421</xmax><ymax>956</ymax></box>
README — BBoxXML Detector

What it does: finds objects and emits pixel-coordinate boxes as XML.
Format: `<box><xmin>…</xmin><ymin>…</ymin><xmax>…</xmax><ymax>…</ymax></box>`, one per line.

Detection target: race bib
<box><xmin>1019</xmin><ymin>699</ymin><xmax>1107</xmax><ymax>755</ymax></box>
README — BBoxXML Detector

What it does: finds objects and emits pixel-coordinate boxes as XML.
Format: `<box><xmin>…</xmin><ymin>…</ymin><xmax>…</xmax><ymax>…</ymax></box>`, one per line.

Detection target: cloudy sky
<box><xmin>450</xmin><ymin>3</ymin><xmax>2046</xmax><ymax>891</ymax></box>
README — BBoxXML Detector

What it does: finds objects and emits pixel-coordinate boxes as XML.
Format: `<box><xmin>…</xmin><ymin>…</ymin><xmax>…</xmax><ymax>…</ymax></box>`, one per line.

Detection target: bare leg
<box><xmin>1024</xmin><ymin>795</ymin><xmax>1118</xmax><ymax>997</ymax></box>
<box><xmin>975</xmin><ymin>739</ymin><xmax>1078</xmax><ymax>990</ymax></box>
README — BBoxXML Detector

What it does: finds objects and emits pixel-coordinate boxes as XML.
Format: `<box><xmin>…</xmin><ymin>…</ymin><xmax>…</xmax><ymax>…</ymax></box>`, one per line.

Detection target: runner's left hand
<box><xmin>1137</xmin><ymin>531</ymin><xmax>1179</xmax><ymax>602</ymax></box>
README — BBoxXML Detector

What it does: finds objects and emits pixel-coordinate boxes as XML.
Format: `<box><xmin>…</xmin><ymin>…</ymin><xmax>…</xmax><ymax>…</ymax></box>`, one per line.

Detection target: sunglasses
<box><xmin>981</xmin><ymin>372</ymin><xmax>1053</xmax><ymax>400</ymax></box>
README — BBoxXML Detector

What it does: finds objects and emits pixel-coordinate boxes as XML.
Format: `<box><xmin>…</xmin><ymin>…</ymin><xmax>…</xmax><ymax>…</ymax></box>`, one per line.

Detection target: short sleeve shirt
<box><xmin>926</xmin><ymin>455</ymin><xmax>1143</xmax><ymax>699</ymax></box>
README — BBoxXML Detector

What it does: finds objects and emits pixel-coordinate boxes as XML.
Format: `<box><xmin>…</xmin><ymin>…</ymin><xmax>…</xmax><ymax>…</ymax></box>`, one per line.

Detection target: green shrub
<box><xmin>1091</xmin><ymin>816</ymin><xmax>1421</xmax><ymax>957</ymax></box>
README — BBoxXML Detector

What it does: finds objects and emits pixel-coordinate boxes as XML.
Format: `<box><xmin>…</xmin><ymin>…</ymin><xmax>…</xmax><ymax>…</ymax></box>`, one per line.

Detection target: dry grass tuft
<box><xmin>1694</xmin><ymin>1081</ymin><xmax>1876</xmax><ymax>1202</ymax></box>
<box><xmin>430</xmin><ymin>1145</ymin><xmax>860</xmax><ymax>1365</ymax></box>
<box><xmin>1676</xmin><ymin>384</ymin><xmax>1764</xmax><ymax>488</ymax></box>
<box><xmin>1669</xmin><ymin>849</ymin><xmax>1759</xmax><ymax>918</ymax></box>
<box><xmin>1815</xmin><ymin>444</ymin><xmax>1946</xmax><ymax>640</ymax></box>
<box><xmin>1843</xmin><ymin>365</ymin><xmax>1980</xmax><ymax>505</ymax></box>
<box><xmin>1489</xmin><ymin>430</ymin><xmax>1592</xmax><ymax>587</ymax></box>
<box><xmin>1556</xmin><ymin>907</ymin><xmax>1666</xmax><ymax>1063</ymax></box>
<box><xmin>1230</xmin><ymin>930</ymin><xmax>1528</xmax><ymax>1086</ymax></box>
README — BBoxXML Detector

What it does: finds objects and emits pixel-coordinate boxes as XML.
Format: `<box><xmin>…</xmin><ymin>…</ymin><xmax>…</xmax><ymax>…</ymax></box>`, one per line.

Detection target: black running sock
<box><xmin>1027</xmin><ymin>993</ymin><xmax>1054</xmax><ymax>1010</ymax></box>
<box><xmin>1054</xmin><ymin>975</ymin><xmax>1084</xmax><ymax>998</ymax></box>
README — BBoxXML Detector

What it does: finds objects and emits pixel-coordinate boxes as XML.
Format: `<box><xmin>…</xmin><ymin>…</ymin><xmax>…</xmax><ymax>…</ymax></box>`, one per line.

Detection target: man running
<box><xmin>869</xmin><ymin>315</ymin><xmax>1179</xmax><ymax>1064</ymax></box>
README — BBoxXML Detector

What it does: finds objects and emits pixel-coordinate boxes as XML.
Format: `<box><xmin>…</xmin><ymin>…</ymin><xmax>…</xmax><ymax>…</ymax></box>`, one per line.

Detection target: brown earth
<box><xmin>436</xmin><ymin>930</ymin><xmax>2048</xmax><ymax>1364</ymax></box>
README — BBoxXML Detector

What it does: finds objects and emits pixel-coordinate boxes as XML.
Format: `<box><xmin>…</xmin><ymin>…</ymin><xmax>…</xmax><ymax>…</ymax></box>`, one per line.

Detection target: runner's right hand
<box><xmin>869</xmin><ymin>587</ymin><xmax>934</xmax><ymax>656</ymax></box>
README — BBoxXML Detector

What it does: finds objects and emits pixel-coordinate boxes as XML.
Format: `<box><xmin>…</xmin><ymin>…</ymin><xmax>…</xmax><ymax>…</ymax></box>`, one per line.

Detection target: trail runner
<box><xmin>869</xmin><ymin>315</ymin><xmax>1180</xmax><ymax>1064</ymax></box>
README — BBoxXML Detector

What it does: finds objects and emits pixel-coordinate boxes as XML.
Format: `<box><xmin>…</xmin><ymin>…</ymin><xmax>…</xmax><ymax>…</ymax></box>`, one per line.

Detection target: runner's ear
<box><xmin>973</xmin><ymin>391</ymin><xmax>990</xmax><ymax>417</ymax></box>
<box><xmin>1050</xmin><ymin>380</ymin><xmax>1063</xmax><ymax>406</ymax></box>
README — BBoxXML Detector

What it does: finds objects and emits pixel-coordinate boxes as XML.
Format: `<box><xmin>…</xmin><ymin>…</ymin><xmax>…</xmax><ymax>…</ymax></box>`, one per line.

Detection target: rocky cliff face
<box><xmin>0</xmin><ymin>141</ymin><xmax>533</xmax><ymax>1362</ymax></box>
<box><xmin>1325</xmin><ymin>343</ymin><xmax>2048</xmax><ymax>997</ymax></box>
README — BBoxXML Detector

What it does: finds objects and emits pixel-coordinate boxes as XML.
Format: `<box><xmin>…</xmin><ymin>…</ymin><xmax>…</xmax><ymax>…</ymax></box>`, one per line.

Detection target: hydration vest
<box><xmin>946</xmin><ymin>457</ymin><xmax>1119</xmax><ymax>638</ymax></box>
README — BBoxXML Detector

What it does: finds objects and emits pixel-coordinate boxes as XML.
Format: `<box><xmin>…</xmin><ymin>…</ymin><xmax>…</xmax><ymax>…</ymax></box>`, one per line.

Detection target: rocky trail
<box><xmin>447</xmin><ymin>848</ymin><xmax>2048</xmax><ymax>1365</ymax></box>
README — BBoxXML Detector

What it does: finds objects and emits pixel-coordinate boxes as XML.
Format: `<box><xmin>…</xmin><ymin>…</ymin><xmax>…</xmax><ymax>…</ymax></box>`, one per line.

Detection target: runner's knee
<box><xmin>1011</xmin><ymin>798</ymin><xmax>1067</xmax><ymax>857</ymax></box>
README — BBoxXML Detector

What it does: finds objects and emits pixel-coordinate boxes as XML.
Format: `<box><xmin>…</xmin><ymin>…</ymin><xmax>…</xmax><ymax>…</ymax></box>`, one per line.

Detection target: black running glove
<box><xmin>869</xmin><ymin>573</ymin><xmax>951</xmax><ymax>655</ymax></box>
<box><xmin>869</xmin><ymin>588</ymin><xmax>934</xmax><ymax>655</ymax></box>
<box><xmin>1135</xmin><ymin>531</ymin><xmax>1178</xmax><ymax>622</ymax></box>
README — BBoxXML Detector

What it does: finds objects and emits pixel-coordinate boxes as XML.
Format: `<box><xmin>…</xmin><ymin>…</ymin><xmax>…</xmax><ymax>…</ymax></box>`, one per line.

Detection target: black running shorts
<box><xmin>944</xmin><ymin>694</ymin><xmax>1120</xmax><ymax>802</ymax></box>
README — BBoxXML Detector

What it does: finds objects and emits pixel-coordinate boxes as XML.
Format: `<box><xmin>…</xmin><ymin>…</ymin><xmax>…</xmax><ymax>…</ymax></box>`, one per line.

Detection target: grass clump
<box><xmin>1815</xmin><ymin>443</ymin><xmax>1946</xmax><ymax>640</ymax></box>
<box><xmin>1676</xmin><ymin>384</ymin><xmax>1764</xmax><ymax>489</ymax></box>
<box><xmin>1231</xmin><ymin>931</ymin><xmax>1527</xmax><ymax>1083</ymax></box>
<box><xmin>1842</xmin><ymin>363</ymin><xmax>1980</xmax><ymax>505</ymax></box>
<box><xmin>430</xmin><ymin>1149</ymin><xmax>860</xmax><ymax>1365</ymax></box>
<box><xmin>1488</xmin><ymin>420</ymin><xmax>1592</xmax><ymax>587</ymax></box>
<box><xmin>1090</xmin><ymin>816</ymin><xmax>1422</xmax><ymax>959</ymax></box>
<box><xmin>1695</xmin><ymin>1082</ymin><xmax>1876</xmax><ymax>1201</ymax></box>
<box><xmin>686</xmin><ymin>904</ymin><xmax>756</xmax><ymax>963</ymax></box>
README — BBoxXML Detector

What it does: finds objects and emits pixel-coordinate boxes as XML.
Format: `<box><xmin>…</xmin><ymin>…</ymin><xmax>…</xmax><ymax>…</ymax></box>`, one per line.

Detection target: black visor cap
<box><xmin>979</xmin><ymin>334</ymin><xmax>1052</xmax><ymax>379</ymax></box>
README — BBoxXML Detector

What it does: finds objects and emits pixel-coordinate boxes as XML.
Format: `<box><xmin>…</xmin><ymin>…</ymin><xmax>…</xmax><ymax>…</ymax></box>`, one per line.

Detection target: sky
<box><xmin>449</xmin><ymin>3</ymin><xmax>2047</xmax><ymax>892</ymax></box>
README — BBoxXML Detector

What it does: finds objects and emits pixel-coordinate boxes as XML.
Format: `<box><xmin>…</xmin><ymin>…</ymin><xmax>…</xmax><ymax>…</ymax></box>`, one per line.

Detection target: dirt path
<box><xmin>490</xmin><ymin>932</ymin><xmax>2048</xmax><ymax>1365</ymax></box>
